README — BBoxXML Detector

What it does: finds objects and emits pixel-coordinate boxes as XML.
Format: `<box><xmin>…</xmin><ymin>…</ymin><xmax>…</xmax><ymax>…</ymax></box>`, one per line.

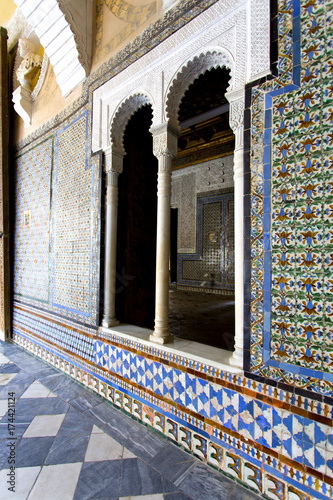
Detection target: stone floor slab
<box><xmin>0</xmin><ymin>466</ymin><xmax>41</xmax><ymax>500</ymax></box>
<box><xmin>85</xmin><ymin>430</ymin><xmax>124</xmax><ymax>461</ymax></box>
<box><xmin>45</xmin><ymin>433</ymin><xmax>90</xmax><ymax>465</ymax></box>
<box><xmin>177</xmin><ymin>461</ymin><xmax>236</xmax><ymax>499</ymax></box>
<box><xmin>15</xmin><ymin>436</ymin><xmax>55</xmax><ymax>468</ymax></box>
<box><xmin>0</xmin><ymin>399</ymin><xmax>8</xmax><ymax>417</ymax></box>
<box><xmin>21</xmin><ymin>381</ymin><xmax>55</xmax><ymax>399</ymax></box>
<box><xmin>73</xmin><ymin>460</ymin><xmax>122</xmax><ymax>500</ymax></box>
<box><xmin>0</xmin><ymin>373</ymin><xmax>17</xmax><ymax>386</ymax></box>
<box><xmin>120</xmin><ymin>495</ymin><xmax>164</xmax><ymax>500</ymax></box>
<box><xmin>23</xmin><ymin>414</ymin><xmax>66</xmax><ymax>438</ymax></box>
<box><xmin>58</xmin><ymin>409</ymin><xmax>94</xmax><ymax>436</ymax></box>
<box><xmin>29</xmin><ymin>462</ymin><xmax>82</xmax><ymax>500</ymax></box>
<box><xmin>119</xmin><ymin>458</ymin><xmax>164</xmax><ymax>497</ymax></box>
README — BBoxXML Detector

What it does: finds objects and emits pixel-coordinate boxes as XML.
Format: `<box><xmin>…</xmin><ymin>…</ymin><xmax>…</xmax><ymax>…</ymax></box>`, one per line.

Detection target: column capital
<box><xmin>150</xmin><ymin>123</ymin><xmax>180</xmax><ymax>160</ymax></box>
<box><xmin>104</xmin><ymin>146</ymin><xmax>126</xmax><ymax>174</ymax></box>
<box><xmin>225</xmin><ymin>87</ymin><xmax>245</xmax><ymax>146</ymax></box>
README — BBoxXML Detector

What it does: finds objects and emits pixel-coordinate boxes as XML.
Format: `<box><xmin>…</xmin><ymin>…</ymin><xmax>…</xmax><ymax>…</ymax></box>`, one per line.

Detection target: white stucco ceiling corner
<box><xmin>12</xmin><ymin>0</ymin><xmax>92</xmax><ymax>96</ymax></box>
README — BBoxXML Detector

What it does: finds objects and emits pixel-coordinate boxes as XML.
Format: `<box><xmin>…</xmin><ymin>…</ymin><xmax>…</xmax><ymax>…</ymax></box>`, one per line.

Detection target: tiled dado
<box><xmin>12</xmin><ymin>304</ymin><xmax>97</xmax><ymax>363</ymax></box>
<box><xmin>11</xmin><ymin>306</ymin><xmax>333</xmax><ymax>500</ymax></box>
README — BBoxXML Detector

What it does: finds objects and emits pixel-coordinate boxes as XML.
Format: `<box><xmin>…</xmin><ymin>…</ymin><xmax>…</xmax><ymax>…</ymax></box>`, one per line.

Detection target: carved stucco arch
<box><xmin>110</xmin><ymin>93</ymin><xmax>155</xmax><ymax>153</ymax></box>
<box><xmin>165</xmin><ymin>49</ymin><xmax>235</xmax><ymax>127</ymax></box>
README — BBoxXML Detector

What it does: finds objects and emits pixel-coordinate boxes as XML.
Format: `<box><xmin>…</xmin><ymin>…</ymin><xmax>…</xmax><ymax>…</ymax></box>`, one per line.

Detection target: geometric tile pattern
<box><xmin>52</xmin><ymin>111</ymin><xmax>92</xmax><ymax>315</ymax></box>
<box><xmin>93</xmin><ymin>339</ymin><xmax>331</xmax><ymax>476</ymax></box>
<box><xmin>12</xmin><ymin>304</ymin><xmax>96</xmax><ymax>363</ymax></box>
<box><xmin>13</xmin><ymin>109</ymin><xmax>102</xmax><ymax>325</ymax></box>
<box><xmin>249</xmin><ymin>0</ymin><xmax>333</xmax><ymax>395</ymax></box>
<box><xmin>178</xmin><ymin>193</ymin><xmax>234</xmax><ymax>290</ymax></box>
<box><xmin>13</xmin><ymin>137</ymin><xmax>53</xmax><ymax>303</ymax></box>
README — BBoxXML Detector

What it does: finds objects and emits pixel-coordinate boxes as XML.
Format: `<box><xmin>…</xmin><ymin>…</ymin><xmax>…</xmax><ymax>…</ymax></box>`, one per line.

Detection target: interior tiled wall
<box><xmin>11</xmin><ymin>0</ymin><xmax>333</xmax><ymax>499</ymax></box>
<box><xmin>246</xmin><ymin>0</ymin><xmax>333</xmax><ymax>397</ymax></box>
<box><xmin>13</xmin><ymin>108</ymin><xmax>102</xmax><ymax>325</ymax></box>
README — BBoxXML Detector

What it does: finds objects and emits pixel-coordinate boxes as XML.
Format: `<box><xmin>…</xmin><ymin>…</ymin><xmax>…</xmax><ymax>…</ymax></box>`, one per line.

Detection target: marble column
<box><xmin>102</xmin><ymin>147</ymin><xmax>125</xmax><ymax>328</ymax></box>
<box><xmin>150</xmin><ymin>124</ymin><xmax>179</xmax><ymax>344</ymax></box>
<box><xmin>226</xmin><ymin>88</ymin><xmax>245</xmax><ymax>368</ymax></box>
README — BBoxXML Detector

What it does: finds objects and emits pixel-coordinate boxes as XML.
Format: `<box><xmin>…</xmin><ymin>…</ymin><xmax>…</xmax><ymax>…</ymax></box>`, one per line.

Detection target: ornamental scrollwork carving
<box><xmin>111</xmin><ymin>94</ymin><xmax>152</xmax><ymax>151</ymax></box>
<box><xmin>166</xmin><ymin>50</ymin><xmax>234</xmax><ymax>126</ymax></box>
<box><xmin>229</xmin><ymin>98</ymin><xmax>245</xmax><ymax>133</ymax></box>
<box><xmin>16</xmin><ymin>38</ymin><xmax>42</xmax><ymax>90</ymax></box>
<box><xmin>152</xmin><ymin>125</ymin><xmax>179</xmax><ymax>160</ymax></box>
<box><xmin>104</xmin><ymin>147</ymin><xmax>125</xmax><ymax>174</ymax></box>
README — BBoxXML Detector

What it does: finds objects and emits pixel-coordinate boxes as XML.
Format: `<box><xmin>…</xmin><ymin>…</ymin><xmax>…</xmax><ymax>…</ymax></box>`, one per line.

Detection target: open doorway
<box><xmin>116</xmin><ymin>105</ymin><xmax>158</xmax><ymax>329</ymax></box>
<box><xmin>169</xmin><ymin>67</ymin><xmax>235</xmax><ymax>351</ymax></box>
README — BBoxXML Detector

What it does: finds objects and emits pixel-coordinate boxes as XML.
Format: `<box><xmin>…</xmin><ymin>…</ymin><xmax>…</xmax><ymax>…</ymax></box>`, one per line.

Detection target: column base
<box><xmin>229</xmin><ymin>348</ymin><xmax>243</xmax><ymax>368</ymax></box>
<box><xmin>150</xmin><ymin>332</ymin><xmax>174</xmax><ymax>345</ymax></box>
<box><xmin>101</xmin><ymin>318</ymin><xmax>119</xmax><ymax>328</ymax></box>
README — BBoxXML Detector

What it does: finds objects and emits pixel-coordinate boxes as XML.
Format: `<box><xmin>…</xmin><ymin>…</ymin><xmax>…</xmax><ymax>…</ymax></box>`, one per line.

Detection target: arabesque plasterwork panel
<box><xmin>92</xmin><ymin>0</ymin><xmax>270</xmax><ymax>152</ymax></box>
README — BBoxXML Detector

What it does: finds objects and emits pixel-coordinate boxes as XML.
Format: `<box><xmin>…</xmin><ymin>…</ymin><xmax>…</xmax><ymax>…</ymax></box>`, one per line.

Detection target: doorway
<box><xmin>116</xmin><ymin>105</ymin><xmax>158</xmax><ymax>329</ymax></box>
<box><xmin>169</xmin><ymin>67</ymin><xmax>235</xmax><ymax>350</ymax></box>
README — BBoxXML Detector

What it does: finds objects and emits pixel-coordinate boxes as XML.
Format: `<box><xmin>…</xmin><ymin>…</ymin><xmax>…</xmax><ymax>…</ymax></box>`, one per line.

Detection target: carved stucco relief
<box><xmin>92</xmin><ymin>0</ymin><xmax>270</xmax><ymax>153</ymax></box>
<box><xmin>111</xmin><ymin>94</ymin><xmax>152</xmax><ymax>151</ymax></box>
<box><xmin>180</xmin><ymin>173</ymin><xmax>196</xmax><ymax>253</ymax></box>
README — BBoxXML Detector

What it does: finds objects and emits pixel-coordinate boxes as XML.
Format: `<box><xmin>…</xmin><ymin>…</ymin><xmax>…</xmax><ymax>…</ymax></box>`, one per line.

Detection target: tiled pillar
<box><xmin>150</xmin><ymin>124</ymin><xmax>179</xmax><ymax>344</ymax></box>
<box><xmin>0</xmin><ymin>28</ymin><xmax>10</xmax><ymax>341</ymax></box>
<box><xmin>226</xmin><ymin>88</ymin><xmax>245</xmax><ymax>368</ymax></box>
<box><xmin>102</xmin><ymin>147</ymin><xmax>125</xmax><ymax>328</ymax></box>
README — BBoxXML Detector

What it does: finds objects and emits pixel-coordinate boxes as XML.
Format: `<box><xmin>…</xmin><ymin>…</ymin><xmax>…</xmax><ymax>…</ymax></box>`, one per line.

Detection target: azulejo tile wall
<box><xmin>11</xmin><ymin>0</ymin><xmax>333</xmax><ymax>499</ymax></box>
<box><xmin>247</xmin><ymin>0</ymin><xmax>333</xmax><ymax>397</ymax></box>
<box><xmin>14</xmin><ymin>137</ymin><xmax>53</xmax><ymax>303</ymax></box>
<box><xmin>13</xmin><ymin>108</ymin><xmax>102</xmax><ymax>325</ymax></box>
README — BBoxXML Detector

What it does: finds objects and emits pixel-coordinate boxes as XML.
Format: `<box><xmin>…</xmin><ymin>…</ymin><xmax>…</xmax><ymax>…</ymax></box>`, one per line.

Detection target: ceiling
<box><xmin>0</xmin><ymin>0</ymin><xmax>16</xmax><ymax>27</ymax></box>
<box><xmin>174</xmin><ymin>66</ymin><xmax>234</xmax><ymax>169</ymax></box>
<box><xmin>178</xmin><ymin>66</ymin><xmax>231</xmax><ymax>123</ymax></box>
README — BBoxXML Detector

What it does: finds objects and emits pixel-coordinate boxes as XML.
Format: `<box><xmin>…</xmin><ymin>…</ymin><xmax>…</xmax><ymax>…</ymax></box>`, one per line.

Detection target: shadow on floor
<box><xmin>169</xmin><ymin>289</ymin><xmax>235</xmax><ymax>351</ymax></box>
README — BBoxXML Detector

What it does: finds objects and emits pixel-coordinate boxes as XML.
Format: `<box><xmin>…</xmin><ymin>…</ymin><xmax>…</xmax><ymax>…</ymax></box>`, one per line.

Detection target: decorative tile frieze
<box><xmin>12</xmin><ymin>327</ymin><xmax>333</xmax><ymax>499</ymax></box>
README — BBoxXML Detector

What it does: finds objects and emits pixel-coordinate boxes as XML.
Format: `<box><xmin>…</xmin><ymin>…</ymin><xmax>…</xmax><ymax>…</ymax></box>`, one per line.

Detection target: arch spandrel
<box><xmin>164</xmin><ymin>49</ymin><xmax>235</xmax><ymax>127</ymax></box>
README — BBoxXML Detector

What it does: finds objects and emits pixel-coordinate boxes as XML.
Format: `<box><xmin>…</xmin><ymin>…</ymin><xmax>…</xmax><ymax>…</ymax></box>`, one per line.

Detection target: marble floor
<box><xmin>0</xmin><ymin>340</ymin><xmax>261</xmax><ymax>500</ymax></box>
